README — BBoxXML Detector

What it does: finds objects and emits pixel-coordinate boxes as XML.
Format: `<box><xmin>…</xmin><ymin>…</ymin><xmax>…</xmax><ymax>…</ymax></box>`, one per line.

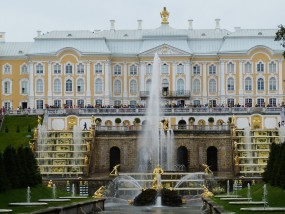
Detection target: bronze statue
<box><xmin>160</xmin><ymin>7</ymin><xmax>170</xmax><ymax>24</ymax></box>
<box><xmin>201</xmin><ymin>164</ymin><xmax>213</xmax><ymax>174</ymax></box>
<box><xmin>92</xmin><ymin>186</ymin><xmax>106</xmax><ymax>199</ymax></box>
<box><xmin>110</xmin><ymin>164</ymin><xmax>120</xmax><ymax>176</ymax></box>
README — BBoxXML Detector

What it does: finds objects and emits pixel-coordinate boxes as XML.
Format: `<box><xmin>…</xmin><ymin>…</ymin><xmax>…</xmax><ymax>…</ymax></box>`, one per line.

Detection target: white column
<box><xmin>219</xmin><ymin>60</ymin><xmax>225</xmax><ymax>104</ymax></box>
<box><xmin>172</xmin><ymin>62</ymin><xmax>176</xmax><ymax>92</ymax></box>
<box><xmin>278</xmin><ymin>59</ymin><xmax>283</xmax><ymax>104</ymax></box>
<box><xmin>28</xmin><ymin>62</ymin><xmax>35</xmax><ymax>108</ymax></box>
<box><xmin>238</xmin><ymin>60</ymin><xmax>244</xmax><ymax>105</ymax></box>
<box><xmin>86</xmin><ymin>61</ymin><xmax>91</xmax><ymax>105</ymax></box>
<box><xmin>104</xmin><ymin>60</ymin><xmax>111</xmax><ymax>105</ymax></box>
<box><xmin>47</xmin><ymin>61</ymin><xmax>52</xmax><ymax>106</ymax></box>
<box><xmin>139</xmin><ymin>62</ymin><xmax>145</xmax><ymax>92</ymax></box>
<box><xmin>202</xmin><ymin>63</ymin><xmax>207</xmax><ymax>104</ymax></box>
<box><xmin>123</xmin><ymin>63</ymin><xmax>128</xmax><ymax>105</ymax></box>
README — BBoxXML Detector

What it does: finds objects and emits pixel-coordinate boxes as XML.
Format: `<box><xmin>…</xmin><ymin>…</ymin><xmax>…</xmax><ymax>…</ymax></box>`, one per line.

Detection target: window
<box><xmin>193</xmin><ymin>100</ymin><xmax>200</xmax><ymax>106</ymax></box>
<box><xmin>95</xmin><ymin>78</ymin><xmax>103</xmax><ymax>94</ymax></box>
<box><xmin>54</xmin><ymin>79</ymin><xmax>61</xmax><ymax>93</ymax></box>
<box><xmin>36</xmin><ymin>79</ymin><xmax>44</xmax><ymax>93</ymax></box>
<box><xmin>130</xmin><ymin>80</ymin><xmax>137</xmax><ymax>94</ymax></box>
<box><xmin>245</xmin><ymin>98</ymin><xmax>252</xmax><ymax>107</ymax></box>
<box><xmin>3</xmin><ymin>80</ymin><xmax>11</xmax><ymax>94</ymax></box>
<box><xmin>114</xmin><ymin>65</ymin><xmax>121</xmax><ymax>75</ymax></box>
<box><xmin>245</xmin><ymin>62</ymin><xmax>252</xmax><ymax>73</ymax></box>
<box><xmin>257</xmin><ymin>62</ymin><xmax>264</xmax><ymax>73</ymax></box>
<box><xmin>269</xmin><ymin>98</ymin><xmax>277</xmax><ymax>107</ymax></box>
<box><xmin>65</xmin><ymin>63</ymin><xmax>73</xmax><ymax>74</ymax></box>
<box><xmin>257</xmin><ymin>78</ymin><xmax>264</xmax><ymax>91</ymax></box>
<box><xmin>95</xmin><ymin>63</ymin><xmax>103</xmax><ymax>74</ymax></box>
<box><xmin>21</xmin><ymin>64</ymin><xmax>28</xmax><ymax>74</ymax></box>
<box><xmin>193</xmin><ymin>64</ymin><xmax>200</xmax><ymax>75</ymax></box>
<box><xmin>77</xmin><ymin>63</ymin><xmax>84</xmax><ymax>74</ymax></box>
<box><xmin>130</xmin><ymin>65</ymin><xmax>137</xmax><ymax>75</ymax></box>
<box><xmin>36</xmin><ymin>64</ymin><xmax>43</xmax><ymax>74</ymax></box>
<box><xmin>4</xmin><ymin>102</ymin><xmax>11</xmax><ymax>110</ymax></box>
<box><xmin>177</xmin><ymin>64</ymin><xmax>184</xmax><ymax>74</ymax></box>
<box><xmin>65</xmin><ymin>100</ymin><xmax>73</xmax><ymax>108</ymax></box>
<box><xmin>54</xmin><ymin>63</ymin><xmax>61</xmax><ymax>74</ymax></box>
<box><xmin>209</xmin><ymin>100</ymin><xmax>217</xmax><ymax>107</ymax></box>
<box><xmin>146</xmin><ymin>64</ymin><xmax>152</xmax><ymax>74</ymax></box>
<box><xmin>130</xmin><ymin>100</ymin><xmax>136</xmax><ymax>107</ymax></box>
<box><xmin>269</xmin><ymin>77</ymin><xmax>277</xmax><ymax>91</ymax></box>
<box><xmin>65</xmin><ymin>79</ymin><xmax>73</xmax><ymax>92</ymax></box>
<box><xmin>227</xmin><ymin>98</ymin><xmax>234</xmax><ymax>107</ymax></box>
<box><xmin>193</xmin><ymin>79</ymin><xmax>200</xmax><ymax>93</ymax></box>
<box><xmin>77</xmin><ymin>78</ymin><xmax>84</xmax><ymax>92</ymax></box>
<box><xmin>161</xmin><ymin>63</ymin><xmax>169</xmax><ymax>74</ymax></box>
<box><xmin>36</xmin><ymin>100</ymin><xmax>44</xmax><ymax>109</ymax></box>
<box><xmin>209</xmin><ymin>64</ymin><xmax>216</xmax><ymax>75</ymax></box>
<box><xmin>114</xmin><ymin>100</ymin><xmax>121</xmax><ymax>106</ymax></box>
<box><xmin>269</xmin><ymin>62</ymin><xmax>277</xmax><ymax>73</ymax></box>
<box><xmin>257</xmin><ymin>98</ymin><xmax>265</xmax><ymax>107</ymax></box>
<box><xmin>21</xmin><ymin>80</ymin><xmax>28</xmax><ymax>94</ymax></box>
<box><xmin>146</xmin><ymin>79</ymin><xmax>151</xmax><ymax>95</ymax></box>
<box><xmin>177</xmin><ymin>79</ymin><xmax>184</xmax><ymax>95</ymax></box>
<box><xmin>245</xmin><ymin>77</ymin><xmax>252</xmax><ymax>91</ymax></box>
<box><xmin>95</xmin><ymin>99</ymin><xmax>102</xmax><ymax>106</ymax></box>
<box><xmin>54</xmin><ymin>100</ymin><xmax>61</xmax><ymax>108</ymax></box>
<box><xmin>77</xmin><ymin>99</ymin><xmax>84</xmax><ymax>108</ymax></box>
<box><xmin>227</xmin><ymin>62</ymin><xmax>234</xmax><ymax>73</ymax></box>
<box><xmin>114</xmin><ymin>80</ymin><xmax>121</xmax><ymax>94</ymax></box>
<box><xmin>4</xmin><ymin>64</ymin><xmax>11</xmax><ymax>74</ymax></box>
<box><xmin>227</xmin><ymin>77</ymin><xmax>235</xmax><ymax>91</ymax></box>
<box><xmin>209</xmin><ymin>79</ymin><xmax>216</xmax><ymax>93</ymax></box>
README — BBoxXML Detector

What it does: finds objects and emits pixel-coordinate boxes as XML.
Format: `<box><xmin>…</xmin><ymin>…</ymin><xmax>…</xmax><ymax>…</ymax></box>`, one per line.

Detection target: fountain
<box><xmin>262</xmin><ymin>184</ymin><xmax>268</xmax><ymax>208</ymax></box>
<box><xmin>227</xmin><ymin>180</ymin><xmax>230</xmax><ymax>196</ymax></box>
<box><xmin>60</xmin><ymin>183</ymin><xmax>88</xmax><ymax>199</ymax></box>
<box><xmin>278</xmin><ymin>125</ymin><xmax>285</xmax><ymax>143</ymax></box>
<box><xmin>247</xmin><ymin>183</ymin><xmax>252</xmax><ymax>202</ymax></box>
<box><xmin>38</xmin><ymin>184</ymin><xmax>70</xmax><ymax>202</ymax></box>
<box><xmin>244</xmin><ymin>126</ymin><xmax>253</xmax><ymax>170</ymax></box>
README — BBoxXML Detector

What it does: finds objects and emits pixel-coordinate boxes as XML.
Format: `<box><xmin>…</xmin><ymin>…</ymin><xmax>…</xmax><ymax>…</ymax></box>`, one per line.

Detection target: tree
<box><xmin>3</xmin><ymin>146</ymin><xmax>20</xmax><ymax>188</ymax></box>
<box><xmin>17</xmin><ymin>146</ymin><xmax>30</xmax><ymax>187</ymax></box>
<box><xmin>275</xmin><ymin>24</ymin><xmax>285</xmax><ymax>57</ymax></box>
<box><xmin>0</xmin><ymin>152</ymin><xmax>10</xmax><ymax>191</ymax></box>
<box><xmin>263</xmin><ymin>143</ymin><xmax>278</xmax><ymax>183</ymax></box>
<box><xmin>24</xmin><ymin>147</ymin><xmax>42</xmax><ymax>185</ymax></box>
<box><xmin>276</xmin><ymin>143</ymin><xmax>285</xmax><ymax>188</ymax></box>
<box><xmin>269</xmin><ymin>144</ymin><xmax>283</xmax><ymax>186</ymax></box>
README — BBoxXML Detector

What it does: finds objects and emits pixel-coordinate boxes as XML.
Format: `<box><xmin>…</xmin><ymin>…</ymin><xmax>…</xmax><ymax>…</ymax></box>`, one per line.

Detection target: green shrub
<box><xmin>134</xmin><ymin>118</ymin><xmax>141</xmax><ymax>124</ymax></box>
<box><xmin>189</xmin><ymin>117</ymin><xmax>195</xmax><ymax>122</ymax></box>
<box><xmin>16</xmin><ymin>125</ymin><xmax>20</xmax><ymax>133</ymax></box>
<box><xmin>115</xmin><ymin>118</ymin><xmax>121</xmax><ymax>124</ymax></box>
<box><xmin>27</xmin><ymin>124</ymin><xmax>31</xmax><ymax>132</ymax></box>
<box><xmin>208</xmin><ymin>117</ymin><xmax>214</xmax><ymax>123</ymax></box>
<box><xmin>5</xmin><ymin>126</ymin><xmax>8</xmax><ymax>133</ymax></box>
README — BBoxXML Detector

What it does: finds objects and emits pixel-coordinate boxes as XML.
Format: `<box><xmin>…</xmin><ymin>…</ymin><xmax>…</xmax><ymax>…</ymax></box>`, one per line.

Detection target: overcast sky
<box><xmin>1</xmin><ymin>0</ymin><xmax>285</xmax><ymax>42</ymax></box>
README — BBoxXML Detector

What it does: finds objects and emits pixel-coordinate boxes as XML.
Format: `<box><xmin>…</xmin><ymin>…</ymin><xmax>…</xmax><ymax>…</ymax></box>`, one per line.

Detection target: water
<box><xmin>278</xmin><ymin>126</ymin><xmax>285</xmax><ymax>143</ymax></box>
<box><xmin>73</xmin><ymin>125</ymin><xmax>83</xmax><ymax>165</ymax></box>
<box><xmin>71</xmin><ymin>184</ymin><xmax>75</xmax><ymax>197</ymax></box>
<box><xmin>247</xmin><ymin>183</ymin><xmax>251</xmax><ymax>202</ymax></box>
<box><xmin>137</xmin><ymin>53</ymin><xmax>174</xmax><ymax>171</ymax></box>
<box><xmin>27</xmin><ymin>186</ymin><xmax>31</xmax><ymax>203</ymax></box>
<box><xmin>262</xmin><ymin>184</ymin><xmax>268</xmax><ymax>208</ymax></box>
<box><xmin>37</xmin><ymin>125</ymin><xmax>47</xmax><ymax>159</ymax></box>
<box><xmin>174</xmin><ymin>173</ymin><xmax>204</xmax><ymax>189</ymax></box>
<box><xmin>244</xmin><ymin>127</ymin><xmax>253</xmax><ymax>166</ymax></box>
<box><xmin>227</xmin><ymin>180</ymin><xmax>230</xmax><ymax>196</ymax></box>
<box><xmin>52</xmin><ymin>184</ymin><xmax>56</xmax><ymax>199</ymax></box>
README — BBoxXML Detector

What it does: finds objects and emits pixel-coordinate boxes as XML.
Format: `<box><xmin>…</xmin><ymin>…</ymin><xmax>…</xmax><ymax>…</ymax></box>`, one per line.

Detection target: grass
<box><xmin>0</xmin><ymin>185</ymin><xmax>91</xmax><ymax>213</ymax></box>
<box><xmin>0</xmin><ymin>115</ymin><xmax>37</xmax><ymax>151</ymax></box>
<box><xmin>212</xmin><ymin>183</ymin><xmax>285</xmax><ymax>214</ymax></box>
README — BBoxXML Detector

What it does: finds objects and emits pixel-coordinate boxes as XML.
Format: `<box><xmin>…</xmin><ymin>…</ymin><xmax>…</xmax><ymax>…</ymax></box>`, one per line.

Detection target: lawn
<box><xmin>212</xmin><ymin>183</ymin><xmax>285</xmax><ymax>214</ymax></box>
<box><xmin>0</xmin><ymin>185</ymin><xmax>91</xmax><ymax>213</ymax></box>
<box><xmin>0</xmin><ymin>115</ymin><xmax>37</xmax><ymax>151</ymax></box>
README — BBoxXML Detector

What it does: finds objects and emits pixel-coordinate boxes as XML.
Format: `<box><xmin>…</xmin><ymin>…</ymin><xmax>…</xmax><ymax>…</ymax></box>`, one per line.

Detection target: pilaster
<box><xmin>86</xmin><ymin>61</ymin><xmax>91</xmax><ymax>105</ymax></box>
<box><xmin>238</xmin><ymin>60</ymin><xmax>244</xmax><ymax>105</ymax></box>
<box><xmin>47</xmin><ymin>61</ymin><xmax>52</xmax><ymax>106</ymax></box>
<box><xmin>278</xmin><ymin>59</ymin><xmax>284</xmax><ymax>104</ymax></box>
<box><xmin>28</xmin><ymin>61</ymin><xmax>35</xmax><ymax>108</ymax></box>
<box><xmin>123</xmin><ymin>62</ymin><xmax>128</xmax><ymax>105</ymax></box>
<box><xmin>219</xmin><ymin>60</ymin><xmax>226</xmax><ymax>104</ymax></box>
<box><xmin>202</xmin><ymin>63</ymin><xmax>207</xmax><ymax>104</ymax></box>
<box><xmin>104</xmin><ymin>60</ymin><xmax>111</xmax><ymax>105</ymax></box>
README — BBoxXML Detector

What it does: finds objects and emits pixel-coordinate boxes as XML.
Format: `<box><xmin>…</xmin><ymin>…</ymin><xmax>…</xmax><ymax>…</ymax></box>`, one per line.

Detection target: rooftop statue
<box><xmin>160</xmin><ymin>7</ymin><xmax>169</xmax><ymax>24</ymax></box>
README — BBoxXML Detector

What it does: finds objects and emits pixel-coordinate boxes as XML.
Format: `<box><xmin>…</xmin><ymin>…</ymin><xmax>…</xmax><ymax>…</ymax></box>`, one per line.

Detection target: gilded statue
<box><xmin>91</xmin><ymin>115</ymin><xmax>95</xmax><ymax>125</ymax></box>
<box><xmin>47</xmin><ymin>180</ymin><xmax>53</xmax><ymax>188</ymax></box>
<box><xmin>37</xmin><ymin>115</ymin><xmax>42</xmax><ymax>126</ymax></box>
<box><xmin>234</xmin><ymin>155</ymin><xmax>239</xmax><ymax>166</ymax></box>
<box><xmin>201</xmin><ymin>164</ymin><xmax>213</xmax><ymax>175</ymax></box>
<box><xmin>29</xmin><ymin>142</ymin><xmax>35</xmax><ymax>152</ymax></box>
<box><xmin>233</xmin><ymin>141</ymin><xmax>237</xmax><ymax>151</ymax></box>
<box><xmin>232</xmin><ymin>126</ymin><xmax>236</xmax><ymax>136</ymax></box>
<box><xmin>152</xmin><ymin>175</ymin><xmax>163</xmax><ymax>190</ymax></box>
<box><xmin>84</xmin><ymin>155</ymin><xmax>89</xmax><ymax>165</ymax></box>
<box><xmin>87</xmin><ymin>142</ymin><xmax>91</xmax><ymax>151</ymax></box>
<box><xmin>153</xmin><ymin>165</ymin><xmax>164</xmax><ymax>175</ymax></box>
<box><xmin>201</xmin><ymin>185</ymin><xmax>214</xmax><ymax>198</ymax></box>
<box><xmin>163</xmin><ymin>119</ymin><xmax>169</xmax><ymax>131</ymax></box>
<box><xmin>160</xmin><ymin>7</ymin><xmax>169</xmax><ymax>24</ymax></box>
<box><xmin>110</xmin><ymin>164</ymin><xmax>120</xmax><ymax>176</ymax></box>
<box><xmin>231</xmin><ymin>114</ymin><xmax>236</xmax><ymax>125</ymax></box>
<box><xmin>152</xmin><ymin>165</ymin><xmax>164</xmax><ymax>190</ymax></box>
<box><xmin>92</xmin><ymin>186</ymin><xmax>106</xmax><ymax>199</ymax></box>
<box><xmin>33</xmin><ymin>128</ymin><xmax>38</xmax><ymax>139</ymax></box>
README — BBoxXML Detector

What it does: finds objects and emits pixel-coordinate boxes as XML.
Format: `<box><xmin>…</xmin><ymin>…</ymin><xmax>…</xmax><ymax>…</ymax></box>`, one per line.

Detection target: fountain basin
<box><xmin>38</xmin><ymin>199</ymin><xmax>70</xmax><ymax>202</ymax></box>
<box><xmin>240</xmin><ymin>207</ymin><xmax>285</xmax><ymax>211</ymax></box>
<box><xmin>0</xmin><ymin>209</ymin><xmax>12</xmax><ymax>213</ymax></box>
<box><xmin>215</xmin><ymin>195</ymin><xmax>242</xmax><ymax>198</ymax></box>
<box><xmin>230</xmin><ymin>201</ymin><xmax>265</xmax><ymax>205</ymax></box>
<box><xmin>221</xmin><ymin>197</ymin><xmax>252</xmax><ymax>201</ymax></box>
<box><xmin>9</xmin><ymin>202</ymin><xmax>47</xmax><ymax>206</ymax></box>
<box><xmin>59</xmin><ymin>196</ymin><xmax>88</xmax><ymax>199</ymax></box>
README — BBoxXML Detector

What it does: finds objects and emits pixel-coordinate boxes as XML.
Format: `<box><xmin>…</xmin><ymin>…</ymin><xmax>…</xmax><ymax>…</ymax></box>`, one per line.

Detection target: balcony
<box><xmin>140</xmin><ymin>90</ymin><xmax>190</xmax><ymax>98</ymax></box>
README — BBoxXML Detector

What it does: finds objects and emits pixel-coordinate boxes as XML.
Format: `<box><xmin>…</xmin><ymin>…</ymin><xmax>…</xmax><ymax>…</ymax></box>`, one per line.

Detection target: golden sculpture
<box><xmin>201</xmin><ymin>164</ymin><xmax>213</xmax><ymax>175</ymax></box>
<box><xmin>37</xmin><ymin>115</ymin><xmax>42</xmax><ymax>126</ymax></box>
<box><xmin>234</xmin><ymin>155</ymin><xmax>239</xmax><ymax>166</ymax></box>
<box><xmin>29</xmin><ymin>142</ymin><xmax>35</xmax><ymax>152</ymax></box>
<box><xmin>47</xmin><ymin>180</ymin><xmax>53</xmax><ymax>188</ymax></box>
<box><xmin>231</xmin><ymin>114</ymin><xmax>236</xmax><ymax>125</ymax></box>
<box><xmin>160</xmin><ymin>7</ymin><xmax>169</xmax><ymax>24</ymax></box>
<box><xmin>233</xmin><ymin>141</ymin><xmax>238</xmax><ymax>151</ymax></box>
<box><xmin>92</xmin><ymin>186</ymin><xmax>106</xmax><ymax>199</ymax></box>
<box><xmin>110</xmin><ymin>164</ymin><xmax>120</xmax><ymax>176</ymax></box>
<box><xmin>33</xmin><ymin>128</ymin><xmax>38</xmax><ymax>139</ymax></box>
<box><xmin>67</xmin><ymin>116</ymin><xmax>77</xmax><ymax>130</ymax></box>
<box><xmin>252</xmin><ymin>115</ymin><xmax>262</xmax><ymax>129</ymax></box>
<box><xmin>87</xmin><ymin>142</ymin><xmax>91</xmax><ymax>151</ymax></box>
<box><xmin>84</xmin><ymin>155</ymin><xmax>89</xmax><ymax>165</ymax></box>
<box><xmin>201</xmin><ymin>185</ymin><xmax>214</xmax><ymax>198</ymax></box>
<box><xmin>128</xmin><ymin>200</ymin><xmax>134</xmax><ymax>205</ymax></box>
<box><xmin>152</xmin><ymin>165</ymin><xmax>164</xmax><ymax>190</ymax></box>
<box><xmin>91</xmin><ymin>115</ymin><xmax>95</xmax><ymax>125</ymax></box>
<box><xmin>89</xmin><ymin>128</ymin><xmax>94</xmax><ymax>137</ymax></box>
<box><xmin>232</xmin><ymin>126</ymin><xmax>236</xmax><ymax>136</ymax></box>
<box><xmin>163</xmin><ymin>119</ymin><xmax>169</xmax><ymax>131</ymax></box>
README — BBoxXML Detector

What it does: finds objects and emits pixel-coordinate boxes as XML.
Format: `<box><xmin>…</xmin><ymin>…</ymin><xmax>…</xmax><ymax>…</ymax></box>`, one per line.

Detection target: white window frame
<box><xmin>227</xmin><ymin>62</ymin><xmax>235</xmax><ymax>73</ymax></box>
<box><xmin>177</xmin><ymin>64</ymin><xmax>184</xmax><ymax>74</ymax></box>
<box><xmin>95</xmin><ymin>78</ymin><xmax>103</xmax><ymax>94</ymax></box>
<box><xmin>54</xmin><ymin>99</ymin><xmax>62</xmax><ymax>108</ymax></box>
<box><xmin>54</xmin><ymin>63</ymin><xmax>61</xmax><ymax>74</ymax></box>
<box><xmin>244</xmin><ymin>77</ymin><xmax>252</xmax><ymax>91</ymax></box>
<box><xmin>36</xmin><ymin>79</ymin><xmax>44</xmax><ymax>93</ymax></box>
<box><xmin>257</xmin><ymin>78</ymin><xmax>265</xmax><ymax>91</ymax></box>
<box><xmin>3</xmin><ymin>64</ymin><xmax>12</xmax><ymax>74</ymax></box>
<box><xmin>227</xmin><ymin>77</ymin><xmax>235</xmax><ymax>91</ymax></box>
<box><xmin>2</xmin><ymin>79</ymin><xmax>12</xmax><ymax>95</ymax></box>
<box><xmin>269</xmin><ymin>61</ymin><xmax>277</xmax><ymax>73</ymax></box>
<box><xmin>95</xmin><ymin>63</ymin><xmax>103</xmax><ymax>74</ymax></box>
<box><xmin>77</xmin><ymin>63</ymin><xmax>85</xmax><ymax>74</ymax></box>
<box><xmin>21</xmin><ymin>64</ymin><xmax>28</xmax><ymax>74</ymax></box>
<box><xmin>209</xmin><ymin>79</ymin><xmax>216</xmax><ymax>93</ymax></box>
<box><xmin>65</xmin><ymin>79</ymin><xmax>73</xmax><ymax>92</ymax></box>
<box><xmin>256</xmin><ymin>61</ymin><xmax>265</xmax><ymax>73</ymax></box>
<box><xmin>36</xmin><ymin>100</ymin><xmax>44</xmax><ymax>109</ymax></box>
<box><xmin>65</xmin><ymin>63</ymin><xmax>73</xmax><ymax>75</ymax></box>
<box><xmin>193</xmin><ymin>64</ymin><xmax>200</xmax><ymax>75</ymax></box>
<box><xmin>269</xmin><ymin>98</ymin><xmax>277</xmax><ymax>107</ymax></box>
<box><xmin>209</xmin><ymin>64</ymin><xmax>216</xmax><ymax>75</ymax></box>
<box><xmin>53</xmin><ymin>79</ymin><xmax>61</xmax><ymax>93</ymax></box>
<box><xmin>269</xmin><ymin>77</ymin><xmax>277</xmax><ymax>91</ymax></box>
<box><xmin>36</xmin><ymin>63</ymin><xmax>44</xmax><ymax>74</ymax></box>
<box><xmin>146</xmin><ymin>64</ymin><xmax>152</xmax><ymax>74</ymax></box>
<box><xmin>77</xmin><ymin>78</ymin><xmax>84</xmax><ymax>93</ymax></box>
<box><xmin>20</xmin><ymin>79</ymin><xmax>29</xmax><ymax>95</ymax></box>
<box><xmin>244</xmin><ymin>62</ymin><xmax>252</xmax><ymax>73</ymax></box>
<box><xmin>245</xmin><ymin>98</ymin><xmax>253</xmax><ymax>107</ymax></box>
<box><xmin>114</xmin><ymin>79</ymin><xmax>122</xmax><ymax>94</ymax></box>
<box><xmin>161</xmin><ymin>63</ymin><xmax>169</xmax><ymax>74</ymax></box>
<box><xmin>129</xmin><ymin>65</ymin><xmax>138</xmax><ymax>76</ymax></box>
<box><xmin>193</xmin><ymin>79</ymin><xmax>200</xmax><ymax>93</ymax></box>
<box><xmin>114</xmin><ymin>65</ymin><xmax>122</xmax><ymax>75</ymax></box>
<box><xmin>130</xmin><ymin>79</ymin><xmax>137</xmax><ymax>94</ymax></box>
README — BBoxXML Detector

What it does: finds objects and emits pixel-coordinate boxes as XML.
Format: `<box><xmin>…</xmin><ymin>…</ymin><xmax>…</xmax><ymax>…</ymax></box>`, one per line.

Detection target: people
<box><xmin>201</xmin><ymin>164</ymin><xmax>213</xmax><ymax>174</ymax></box>
<box><xmin>110</xmin><ymin>164</ymin><xmax>120</xmax><ymax>176</ymax></box>
<box><xmin>83</xmin><ymin>122</ymin><xmax>87</xmax><ymax>130</ymax></box>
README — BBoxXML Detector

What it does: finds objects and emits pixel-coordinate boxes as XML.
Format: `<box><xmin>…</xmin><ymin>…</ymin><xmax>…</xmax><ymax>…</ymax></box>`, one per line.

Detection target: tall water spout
<box><xmin>247</xmin><ymin>183</ymin><xmax>251</xmax><ymax>202</ymax></box>
<box><xmin>244</xmin><ymin>126</ymin><xmax>253</xmax><ymax>167</ymax></box>
<box><xmin>27</xmin><ymin>186</ymin><xmax>31</xmax><ymax>203</ymax></box>
<box><xmin>71</xmin><ymin>184</ymin><xmax>75</xmax><ymax>197</ymax></box>
<box><xmin>52</xmin><ymin>184</ymin><xmax>57</xmax><ymax>199</ymax></box>
<box><xmin>278</xmin><ymin>125</ymin><xmax>285</xmax><ymax>143</ymax></box>
<box><xmin>262</xmin><ymin>184</ymin><xmax>268</xmax><ymax>208</ymax></box>
<box><xmin>227</xmin><ymin>180</ymin><xmax>230</xmax><ymax>196</ymax></box>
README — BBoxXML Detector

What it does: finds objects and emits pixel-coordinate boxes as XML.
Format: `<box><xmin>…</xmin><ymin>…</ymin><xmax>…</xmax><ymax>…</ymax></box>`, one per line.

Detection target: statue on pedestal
<box><xmin>110</xmin><ymin>164</ymin><xmax>120</xmax><ymax>176</ymax></box>
<box><xmin>160</xmin><ymin>7</ymin><xmax>170</xmax><ymax>24</ymax></box>
<box><xmin>91</xmin><ymin>115</ymin><xmax>95</xmax><ymax>126</ymax></box>
<box><xmin>201</xmin><ymin>164</ymin><xmax>213</xmax><ymax>175</ymax></box>
<box><xmin>201</xmin><ymin>185</ymin><xmax>214</xmax><ymax>198</ymax></box>
<box><xmin>37</xmin><ymin>115</ymin><xmax>42</xmax><ymax>126</ymax></box>
<box><xmin>92</xmin><ymin>186</ymin><xmax>106</xmax><ymax>199</ymax></box>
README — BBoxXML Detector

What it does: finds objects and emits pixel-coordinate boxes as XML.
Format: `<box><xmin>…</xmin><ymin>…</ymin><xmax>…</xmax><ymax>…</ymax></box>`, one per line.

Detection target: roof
<box><xmin>0</xmin><ymin>42</ymin><xmax>33</xmax><ymax>56</ymax></box>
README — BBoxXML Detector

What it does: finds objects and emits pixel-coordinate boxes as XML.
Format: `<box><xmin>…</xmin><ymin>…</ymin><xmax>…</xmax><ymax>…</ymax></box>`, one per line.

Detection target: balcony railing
<box><xmin>140</xmin><ymin>90</ymin><xmax>190</xmax><ymax>98</ymax></box>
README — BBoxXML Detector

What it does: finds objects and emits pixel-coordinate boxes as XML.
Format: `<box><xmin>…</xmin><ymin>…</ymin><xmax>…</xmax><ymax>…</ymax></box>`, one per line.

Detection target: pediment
<box><xmin>139</xmin><ymin>44</ymin><xmax>191</xmax><ymax>56</ymax></box>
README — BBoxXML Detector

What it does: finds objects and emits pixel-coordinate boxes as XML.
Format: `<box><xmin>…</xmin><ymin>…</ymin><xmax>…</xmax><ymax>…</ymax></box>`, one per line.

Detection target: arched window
<box><xmin>161</xmin><ymin>63</ymin><xmax>169</xmax><ymax>74</ymax></box>
<box><xmin>65</xmin><ymin>63</ymin><xmax>73</xmax><ymax>74</ymax></box>
<box><xmin>130</xmin><ymin>79</ymin><xmax>137</xmax><ymax>94</ymax></box>
<box><xmin>114</xmin><ymin>65</ymin><xmax>121</xmax><ymax>75</ymax></box>
<box><xmin>245</xmin><ymin>62</ymin><xmax>252</xmax><ymax>73</ymax></box>
<box><xmin>209</xmin><ymin>64</ymin><xmax>216</xmax><ymax>75</ymax></box>
<box><xmin>245</xmin><ymin>77</ymin><xmax>252</xmax><ymax>91</ymax></box>
<box><xmin>177</xmin><ymin>79</ymin><xmax>184</xmax><ymax>95</ymax></box>
<box><xmin>146</xmin><ymin>64</ymin><xmax>152</xmax><ymax>74</ymax></box>
<box><xmin>3</xmin><ymin>80</ymin><xmax>11</xmax><ymax>94</ymax></box>
<box><xmin>209</xmin><ymin>79</ymin><xmax>216</xmax><ymax>93</ymax></box>
<box><xmin>130</xmin><ymin>65</ymin><xmax>137</xmax><ymax>75</ymax></box>
<box><xmin>193</xmin><ymin>79</ymin><xmax>200</xmax><ymax>93</ymax></box>
<box><xmin>177</xmin><ymin>64</ymin><xmax>184</xmax><ymax>74</ymax></box>
<box><xmin>36</xmin><ymin>64</ymin><xmax>43</xmax><ymax>74</ymax></box>
<box><xmin>36</xmin><ymin>79</ymin><xmax>44</xmax><ymax>93</ymax></box>
<box><xmin>54</xmin><ymin>79</ymin><xmax>61</xmax><ymax>93</ymax></box>
<box><xmin>257</xmin><ymin>62</ymin><xmax>264</xmax><ymax>73</ymax></box>
<box><xmin>227</xmin><ymin>77</ymin><xmax>235</xmax><ymax>91</ymax></box>
<box><xmin>4</xmin><ymin>64</ymin><xmax>11</xmax><ymax>74</ymax></box>
<box><xmin>146</xmin><ymin>79</ymin><xmax>151</xmax><ymax>94</ymax></box>
<box><xmin>21</xmin><ymin>80</ymin><xmax>28</xmax><ymax>94</ymax></box>
<box><xmin>21</xmin><ymin>64</ymin><xmax>28</xmax><ymax>74</ymax></box>
<box><xmin>95</xmin><ymin>78</ymin><xmax>103</xmax><ymax>94</ymax></box>
<box><xmin>95</xmin><ymin>63</ymin><xmax>103</xmax><ymax>74</ymax></box>
<box><xmin>257</xmin><ymin>78</ymin><xmax>264</xmax><ymax>91</ymax></box>
<box><xmin>54</xmin><ymin>63</ymin><xmax>61</xmax><ymax>74</ymax></box>
<box><xmin>77</xmin><ymin>78</ymin><xmax>84</xmax><ymax>92</ymax></box>
<box><xmin>65</xmin><ymin>79</ymin><xmax>73</xmax><ymax>92</ymax></box>
<box><xmin>269</xmin><ymin>62</ymin><xmax>277</xmax><ymax>73</ymax></box>
<box><xmin>227</xmin><ymin>62</ymin><xmax>234</xmax><ymax>73</ymax></box>
<box><xmin>269</xmin><ymin>77</ymin><xmax>277</xmax><ymax>91</ymax></box>
<box><xmin>114</xmin><ymin>80</ymin><xmax>121</xmax><ymax>94</ymax></box>
<box><xmin>193</xmin><ymin>64</ymin><xmax>200</xmax><ymax>75</ymax></box>
<box><xmin>77</xmin><ymin>63</ymin><xmax>84</xmax><ymax>74</ymax></box>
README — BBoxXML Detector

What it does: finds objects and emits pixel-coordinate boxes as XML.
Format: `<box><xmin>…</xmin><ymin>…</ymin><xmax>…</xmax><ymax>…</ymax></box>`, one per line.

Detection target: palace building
<box><xmin>0</xmin><ymin>8</ymin><xmax>284</xmax><ymax>110</ymax></box>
